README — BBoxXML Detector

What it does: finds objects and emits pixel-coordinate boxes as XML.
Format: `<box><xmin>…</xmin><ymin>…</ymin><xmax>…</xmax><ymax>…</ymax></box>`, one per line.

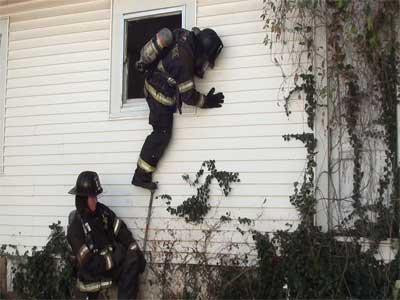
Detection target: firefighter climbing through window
<box><xmin>131</xmin><ymin>27</ymin><xmax>225</xmax><ymax>190</ymax></box>
<box><xmin>67</xmin><ymin>171</ymin><xmax>146</xmax><ymax>299</ymax></box>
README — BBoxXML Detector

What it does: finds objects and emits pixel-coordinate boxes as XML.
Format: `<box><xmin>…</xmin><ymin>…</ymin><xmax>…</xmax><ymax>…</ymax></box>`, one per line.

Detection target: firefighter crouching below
<box><xmin>131</xmin><ymin>27</ymin><xmax>225</xmax><ymax>190</ymax></box>
<box><xmin>67</xmin><ymin>171</ymin><xmax>146</xmax><ymax>299</ymax></box>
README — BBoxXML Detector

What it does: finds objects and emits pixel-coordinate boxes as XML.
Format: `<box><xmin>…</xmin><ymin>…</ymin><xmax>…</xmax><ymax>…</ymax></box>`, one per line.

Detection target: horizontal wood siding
<box><xmin>0</xmin><ymin>0</ymin><xmax>306</xmax><ymax>254</ymax></box>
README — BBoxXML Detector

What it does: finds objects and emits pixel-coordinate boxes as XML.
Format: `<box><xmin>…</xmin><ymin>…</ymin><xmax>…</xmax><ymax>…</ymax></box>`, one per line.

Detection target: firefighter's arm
<box><xmin>111</xmin><ymin>211</ymin><xmax>140</xmax><ymax>251</ymax></box>
<box><xmin>113</xmin><ymin>215</ymin><xmax>147</xmax><ymax>273</ymax></box>
<box><xmin>166</xmin><ymin>49</ymin><xmax>203</xmax><ymax>107</ymax></box>
<box><xmin>110</xmin><ymin>209</ymin><xmax>145</xmax><ymax>270</ymax></box>
<box><xmin>173</xmin><ymin>55</ymin><xmax>224</xmax><ymax>108</ymax></box>
<box><xmin>67</xmin><ymin>219</ymin><xmax>113</xmax><ymax>274</ymax></box>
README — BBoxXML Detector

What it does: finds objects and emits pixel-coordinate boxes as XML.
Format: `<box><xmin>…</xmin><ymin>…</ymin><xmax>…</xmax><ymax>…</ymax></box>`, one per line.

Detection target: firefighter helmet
<box><xmin>193</xmin><ymin>28</ymin><xmax>223</xmax><ymax>78</ymax></box>
<box><xmin>69</xmin><ymin>171</ymin><xmax>103</xmax><ymax>196</ymax></box>
<box><xmin>195</xmin><ymin>28</ymin><xmax>223</xmax><ymax>68</ymax></box>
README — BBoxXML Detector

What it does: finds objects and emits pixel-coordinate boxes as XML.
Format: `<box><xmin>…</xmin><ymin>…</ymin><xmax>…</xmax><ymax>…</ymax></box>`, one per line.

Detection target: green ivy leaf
<box><xmin>367</xmin><ymin>16</ymin><xmax>373</xmax><ymax>31</ymax></box>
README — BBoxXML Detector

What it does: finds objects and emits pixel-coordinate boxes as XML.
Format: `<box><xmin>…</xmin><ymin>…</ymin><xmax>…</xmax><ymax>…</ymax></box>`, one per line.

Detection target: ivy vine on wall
<box><xmin>264</xmin><ymin>0</ymin><xmax>399</xmax><ymax>239</ymax></box>
<box><xmin>258</xmin><ymin>0</ymin><xmax>400</xmax><ymax>298</ymax></box>
<box><xmin>159</xmin><ymin>160</ymin><xmax>240</xmax><ymax>224</ymax></box>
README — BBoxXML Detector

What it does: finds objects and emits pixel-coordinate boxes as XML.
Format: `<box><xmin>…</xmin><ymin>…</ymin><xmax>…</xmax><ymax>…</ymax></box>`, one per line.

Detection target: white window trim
<box><xmin>0</xmin><ymin>17</ymin><xmax>9</xmax><ymax>174</ymax></box>
<box><xmin>109</xmin><ymin>0</ymin><xmax>196</xmax><ymax>119</ymax></box>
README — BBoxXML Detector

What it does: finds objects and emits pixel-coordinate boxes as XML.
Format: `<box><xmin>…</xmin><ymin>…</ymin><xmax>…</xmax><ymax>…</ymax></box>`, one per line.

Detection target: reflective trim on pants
<box><xmin>138</xmin><ymin>157</ymin><xmax>156</xmax><ymax>173</ymax></box>
<box><xmin>77</xmin><ymin>279</ymin><xmax>113</xmax><ymax>293</ymax></box>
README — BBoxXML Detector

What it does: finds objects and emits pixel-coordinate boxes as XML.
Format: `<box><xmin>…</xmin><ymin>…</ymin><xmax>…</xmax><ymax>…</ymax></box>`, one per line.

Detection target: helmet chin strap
<box><xmin>75</xmin><ymin>195</ymin><xmax>88</xmax><ymax>214</ymax></box>
<box><xmin>202</xmin><ymin>61</ymin><xmax>210</xmax><ymax>72</ymax></box>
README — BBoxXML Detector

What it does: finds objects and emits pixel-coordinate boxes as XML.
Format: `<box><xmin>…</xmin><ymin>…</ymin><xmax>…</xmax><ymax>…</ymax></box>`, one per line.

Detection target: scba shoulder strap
<box><xmin>70</xmin><ymin>210</ymin><xmax>96</xmax><ymax>252</ymax></box>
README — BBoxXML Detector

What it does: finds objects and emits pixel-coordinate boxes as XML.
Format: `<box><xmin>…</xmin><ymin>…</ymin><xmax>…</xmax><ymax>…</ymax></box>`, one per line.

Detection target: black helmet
<box><xmin>196</xmin><ymin>28</ymin><xmax>223</xmax><ymax>67</ymax></box>
<box><xmin>193</xmin><ymin>27</ymin><xmax>223</xmax><ymax>78</ymax></box>
<box><xmin>69</xmin><ymin>171</ymin><xmax>103</xmax><ymax>196</ymax></box>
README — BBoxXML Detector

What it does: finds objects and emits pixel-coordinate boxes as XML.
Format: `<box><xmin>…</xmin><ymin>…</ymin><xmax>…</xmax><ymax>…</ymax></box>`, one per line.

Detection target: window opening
<box><xmin>123</xmin><ymin>13</ymin><xmax>182</xmax><ymax>102</ymax></box>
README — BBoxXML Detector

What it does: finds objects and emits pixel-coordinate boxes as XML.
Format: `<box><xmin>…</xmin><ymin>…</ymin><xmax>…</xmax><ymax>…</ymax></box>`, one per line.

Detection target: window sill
<box><xmin>334</xmin><ymin>236</ymin><xmax>397</xmax><ymax>262</ymax></box>
<box><xmin>109</xmin><ymin>98</ymin><xmax>148</xmax><ymax>120</ymax></box>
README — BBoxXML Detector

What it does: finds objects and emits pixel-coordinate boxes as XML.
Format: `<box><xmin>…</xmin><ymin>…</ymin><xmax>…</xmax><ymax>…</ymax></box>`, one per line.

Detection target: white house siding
<box><xmin>0</xmin><ymin>0</ymin><xmax>307</xmax><ymax>259</ymax></box>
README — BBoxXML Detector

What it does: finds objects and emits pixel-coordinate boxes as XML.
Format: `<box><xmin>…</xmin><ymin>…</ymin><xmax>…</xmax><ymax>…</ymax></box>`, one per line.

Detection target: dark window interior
<box><xmin>124</xmin><ymin>13</ymin><xmax>182</xmax><ymax>100</ymax></box>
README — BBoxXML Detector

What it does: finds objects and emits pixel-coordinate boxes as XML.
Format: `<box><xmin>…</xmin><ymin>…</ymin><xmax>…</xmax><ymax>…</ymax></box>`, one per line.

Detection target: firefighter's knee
<box><xmin>155</xmin><ymin>127</ymin><xmax>172</xmax><ymax>143</ymax></box>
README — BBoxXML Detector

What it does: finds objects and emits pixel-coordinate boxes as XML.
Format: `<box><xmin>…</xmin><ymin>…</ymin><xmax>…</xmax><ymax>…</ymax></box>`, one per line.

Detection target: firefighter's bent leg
<box><xmin>132</xmin><ymin>96</ymin><xmax>173</xmax><ymax>190</ymax></box>
<box><xmin>132</xmin><ymin>126</ymin><xmax>172</xmax><ymax>189</ymax></box>
<box><xmin>140</xmin><ymin>126</ymin><xmax>172</xmax><ymax>167</ymax></box>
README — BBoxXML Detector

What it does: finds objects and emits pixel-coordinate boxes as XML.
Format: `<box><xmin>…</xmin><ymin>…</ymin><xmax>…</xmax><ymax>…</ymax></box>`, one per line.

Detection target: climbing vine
<box><xmin>264</xmin><ymin>0</ymin><xmax>400</xmax><ymax>237</ymax></box>
<box><xmin>258</xmin><ymin>0</ymin><xmax>400</xmax><ymax>298</ymax></box>
<box><xmin>160</xmin><ymin>160</ymin><xmax>240</xmax><ymax>224</ymax></box>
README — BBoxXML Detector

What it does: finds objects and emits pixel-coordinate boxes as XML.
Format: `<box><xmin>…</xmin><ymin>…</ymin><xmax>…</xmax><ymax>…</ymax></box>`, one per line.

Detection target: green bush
<box><xmin>11</xmin><ymin>222</ymin><xmax>75</xmax><ymax>299</ymax></box>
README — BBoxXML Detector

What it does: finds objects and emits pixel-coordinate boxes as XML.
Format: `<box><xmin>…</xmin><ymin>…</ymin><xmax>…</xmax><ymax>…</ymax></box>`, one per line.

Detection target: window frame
<box><xmin>0</xmin><ymin>16</ymin><xmax>9</xmax><ymax>174</ymax></box>
<box><xmin>109</xmin><ymin>0</ymin><xmax>196</xmax><ymax>119</ymax></box>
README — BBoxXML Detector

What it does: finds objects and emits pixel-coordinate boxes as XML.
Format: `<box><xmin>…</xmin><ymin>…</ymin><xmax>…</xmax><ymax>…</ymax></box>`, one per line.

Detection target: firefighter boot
<box><xmin>132</xmin><ymin>168</ymin><xmax>158</xmax><ymax>190</ymax></box>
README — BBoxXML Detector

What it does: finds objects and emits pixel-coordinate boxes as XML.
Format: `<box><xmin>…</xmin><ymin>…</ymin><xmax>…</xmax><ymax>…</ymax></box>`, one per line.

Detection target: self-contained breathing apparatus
<box><xmin>135</xmin><ymin>28</ymin><xmax>174</xmax><ymax>73</ymax></box>
<box><xmin>135</xmin><ymin>27</ymin><xmax>182</xmax><ymax>113</ymax></box>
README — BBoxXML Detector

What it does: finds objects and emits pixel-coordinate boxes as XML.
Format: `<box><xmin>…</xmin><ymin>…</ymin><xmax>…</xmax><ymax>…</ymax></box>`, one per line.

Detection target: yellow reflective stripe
<box><xmin>178</xmin><ymin>80</ymin><xmax>194</xmax><ymax>93</ymax></box>
<box><xmin>78</xmin><ymin>245</ymin><xmax>90</xmax><ymax>263</ymax></box>
<box><xmin>113</xmin><ymin>218</ymin><xmax>121</xmax><ymax>236</ymax></box>
<box><xmin>144</xmin><ymin>80</ymin><xmax>175</xmax><ymax>106</ymax></box>
<box><xmin>197</xmin><ymin>94</ymin><xmax>205</xmax><ymax>108</ymax></box>
<box><xmin>77</xmin><ymin>279</ymin><xmax>113</xmax><ymax>292</ymax></box>
<box><xmin>138</xmin><ymin>157</ymin><xmax>156</xmax><ymax>173</ymax></box>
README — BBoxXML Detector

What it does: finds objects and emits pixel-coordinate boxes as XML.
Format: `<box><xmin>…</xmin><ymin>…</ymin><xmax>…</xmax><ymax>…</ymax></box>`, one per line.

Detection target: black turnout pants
<box><xmin>86</xmin><ymin>250</ymin><xmax>142</xmax><ymax>300</ymax></box>
<box><xmin>137</xmin><ymin>96</ymin><xmax>174</xmax><ymax>171</ymax></box>
<box><xmin>115</xmin><ymin>250</ymin><xmax>142</xmax><ymax>299</ymax></box>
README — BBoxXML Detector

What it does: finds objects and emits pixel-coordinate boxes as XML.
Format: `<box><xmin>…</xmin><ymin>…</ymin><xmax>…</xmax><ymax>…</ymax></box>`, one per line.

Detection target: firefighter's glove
<box><xmin>112</xmin><ymin>243</ymin><xmax>126</xmax><ymax>267</ymax></box>
<box><xmin>128</xmin><ymin>243</ymin><xmax>147</xmax><ymax>274</ymax></box>
<box><xmin>204</xmin><ymin>88</ymin><xmax>224</xmax><ymax>108</ymax></box>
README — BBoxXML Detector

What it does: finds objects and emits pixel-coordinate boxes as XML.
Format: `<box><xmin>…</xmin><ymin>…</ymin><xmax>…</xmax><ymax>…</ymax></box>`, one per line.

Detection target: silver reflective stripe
<box><xmin>197</xmin><ymin>94</ymin><xmax>205</xmax><ymax>108</ymax></box>
<box><xmin>104</xmin><ymin>254</ymin><xmax>113</xmax><ymax>270</ymax></box>
<box><xmin>99</xmin><ymin>247</ymin><xmax>113</xmax><ymax>270</ymax></box>
<box><xmin>113</xmin><ymin>218</ymin><xmax>121</xmax><ymax>235</ymax></box>
<box><xmin>77</xmin><ymin>279</ymin><xmax>113</xmax><ymax>292</ymax></box>
<box><xmin>101</xmin><ymin>280</ymin><xmax>113</xmax><ymax>289</ymax></box>
<box><xmin>129</xmin><ymin>242</ymin><xmax>138</xmax><ymax>251</ymax></box>
<box><xmin>144</xmin><ymin>80</ymin><xmax>175</xmax><ymax>106</ymax></box>
<box><xmin>157</xmin><ymin>60</ymin><xmax>166</xmax><ymax>73</ymax></box>
<box><xmin>78</xmin><ymin>245</ymin><xmax>90</xmax><ymax>262</ymax></box>
<box><xmin>84</xmin><ymin>222</ymin><xmax>91</xmax><ymax>232</ymax></box>
<box><xmin>178</xmin><ymin>80</ymin><xmax>195</xmax><ymax>93</ymax></box>
<box><xmin>138</xmin><ymin>157</ymin><xmax>156</xmax><ymax>173</ymax></box>
<box><xmin>142</xmin><ymin>40</ymin><xmax>159</xmax><ymax>64</ymax></box>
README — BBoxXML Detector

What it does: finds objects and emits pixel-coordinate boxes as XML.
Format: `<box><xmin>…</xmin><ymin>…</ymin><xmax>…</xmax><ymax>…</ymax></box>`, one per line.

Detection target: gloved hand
<box><xmin>112</xmin><ymin>243</ymin><xmax>126</xmax><ymax>267</ymax></box>
<box><xmin>135</xmin><ymin>250</ymin><xmax>146</xmax><ymax>274</ymax></box>
<box><xmin>203</xmin><ymin>88</ymin><xmax>224</xmax><ymax>108</ymax></box>
<box><xmin>127</xmin><ymin>243</ymin><xmax>147</xmax><ymax>274</ymax></box>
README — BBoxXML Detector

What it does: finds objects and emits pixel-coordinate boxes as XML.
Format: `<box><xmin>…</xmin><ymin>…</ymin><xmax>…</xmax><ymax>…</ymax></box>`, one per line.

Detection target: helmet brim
<box><xmin>68</xmin><ymin>186</ymin><xmax>78</xmax><ymax>195</ymax></box>
<box><xmin>68</xmin><ymin>186</ymin><xmax>103</xmax><ymax>196</ymax></box>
